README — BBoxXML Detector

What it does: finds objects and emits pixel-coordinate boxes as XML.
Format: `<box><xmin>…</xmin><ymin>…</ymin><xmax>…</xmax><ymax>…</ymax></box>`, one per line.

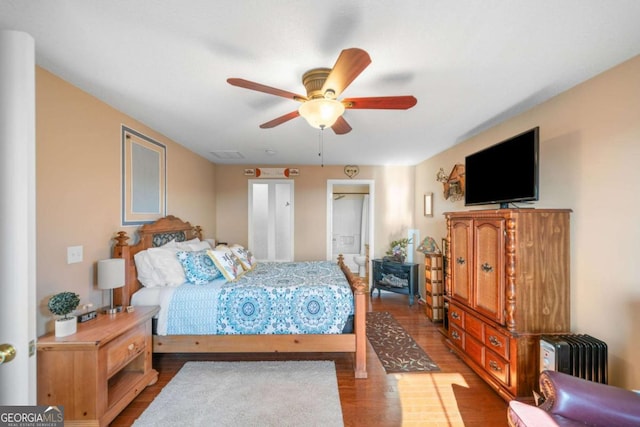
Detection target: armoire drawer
<box><xmin>449</xmin><ymin>305</ymin><xmax>465</xmax><ymax>329</ymax></box>
<box><xmin>449</xmin><ymin>324</ymin><xmax>465</xmax><ymax>350</ymax></box>
<box><xmin>485</xmin><ymin>349</ymin><xmax>509</xmax><ymax>386</ymax></box>
<box><xmin>484</xmin><ymin>324</ymin><xmax>509</xmax><ymax>360</ymax></box>
<box><xmin>465</xmin><ymin>312</ymin><xmax>484</xmax><ymax>342</ymax></box>
<box><xmin>465</xmin><ymin>334</ymin><xmax>484</xmax><ymax>367</ymax></box>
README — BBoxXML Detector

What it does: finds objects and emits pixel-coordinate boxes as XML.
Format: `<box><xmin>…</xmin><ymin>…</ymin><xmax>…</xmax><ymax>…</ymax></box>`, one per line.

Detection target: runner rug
<box><xmin>133</xmin><ymin>360</ymin><xmax>343</xmax><ymax>427</ymax></box>
<box><xmin>366</xmin><ymin>311</ymin><xmax>441</xmax><ymax>373</ymax></box>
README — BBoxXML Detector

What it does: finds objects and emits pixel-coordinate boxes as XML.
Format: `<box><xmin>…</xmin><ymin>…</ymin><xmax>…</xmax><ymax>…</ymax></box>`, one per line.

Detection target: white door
<box><xmin>248</xmin><ymin>180</ymin><xmax>294</xmax><ymax>262</ymax></box>
<box><xmin>0</xmin><ymin>30</ymin><xmax>37</xmax><ymax>404</ymax></box>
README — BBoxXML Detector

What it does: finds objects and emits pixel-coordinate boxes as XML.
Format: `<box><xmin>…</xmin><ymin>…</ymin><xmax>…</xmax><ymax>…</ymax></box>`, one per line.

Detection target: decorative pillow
<box><xmin>146</xmin><ymin>247</ymin><xmax>187</xmax><ymax>287</ymax></box>
<box><xmin>208</xmin><ymin>248</ymin><xmax>244</xmax><ymax>281</ymax></box>
<box><xmin>176</xmin><ymin>250</ymin><xmax>222</xmax><ymax>285</ymax></box>
<box><xmin>134</xmin><ymin>250</ymin><xmax>165</xmax><ymax>288</ymax></box>
<box><xmin>229</xmin><ymin>244</ymin><xmax>257</xmax><ymax>271</ymax></box>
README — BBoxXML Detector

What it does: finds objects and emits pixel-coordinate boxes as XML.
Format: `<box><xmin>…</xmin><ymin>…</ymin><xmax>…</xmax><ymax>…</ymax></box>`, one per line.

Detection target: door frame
<box><xmin>326</xmin><ymin>179</ymin><xmax>375</xmax><ymax>285</ymax></box>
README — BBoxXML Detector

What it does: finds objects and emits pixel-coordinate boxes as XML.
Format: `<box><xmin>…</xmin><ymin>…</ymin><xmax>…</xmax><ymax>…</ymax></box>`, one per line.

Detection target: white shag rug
<box><xmin>133</xmin><ymin>360</ymin><xmax>344</xmax><ymax>427</ymax></box>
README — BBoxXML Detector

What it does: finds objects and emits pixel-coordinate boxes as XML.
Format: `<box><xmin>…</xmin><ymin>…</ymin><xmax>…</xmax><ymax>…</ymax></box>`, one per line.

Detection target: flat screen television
<box><xmin>464</xmin><ymin>126</ymin><xmax>539</xmax><ymax>208</ymax></box>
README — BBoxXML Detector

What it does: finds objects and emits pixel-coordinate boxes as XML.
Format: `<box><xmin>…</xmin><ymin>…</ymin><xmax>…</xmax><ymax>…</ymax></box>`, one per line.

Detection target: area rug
<box><xmin>366</xmin><ymin>311</ymin><xmax>441</xmax><ymax>373</ymax></box>
<box><xmin>133</xmin><ymin>360</ymin><xmax>344</xmax><ymax>427</ymax></box>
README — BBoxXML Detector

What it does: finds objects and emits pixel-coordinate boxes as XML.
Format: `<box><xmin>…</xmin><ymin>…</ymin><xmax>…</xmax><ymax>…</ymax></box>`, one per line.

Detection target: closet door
<box><xmin>249</xmin><ymin>180</ymin><xmax>294</xmax><ymax>262</ymax></box>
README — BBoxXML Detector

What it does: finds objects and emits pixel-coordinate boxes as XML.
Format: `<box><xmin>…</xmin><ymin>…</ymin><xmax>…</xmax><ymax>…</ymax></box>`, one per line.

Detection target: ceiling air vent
<box><xmin>211</xmin><ymin>150</ymin><xmax>244</xmax><ymax>160</ymax></box>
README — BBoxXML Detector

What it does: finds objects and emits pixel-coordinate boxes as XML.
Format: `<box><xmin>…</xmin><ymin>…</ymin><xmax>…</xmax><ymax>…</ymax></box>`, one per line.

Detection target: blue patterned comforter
<box><xmin>166</xmin><ymin>261</ymin><xmax>354</xmax><ymax>335</ymax></box>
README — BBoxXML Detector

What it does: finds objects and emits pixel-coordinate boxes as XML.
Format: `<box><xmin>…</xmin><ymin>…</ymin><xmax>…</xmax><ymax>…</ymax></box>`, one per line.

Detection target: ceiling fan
<box><xmin>227</xmin><ymin>48</ymin><xmax>417</xmax><ymax>135</ymax></box>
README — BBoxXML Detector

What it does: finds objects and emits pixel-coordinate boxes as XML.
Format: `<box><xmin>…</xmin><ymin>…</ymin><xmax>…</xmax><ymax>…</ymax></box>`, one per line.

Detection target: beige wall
<box><xmin>414</xmin><ymin>55</ymin><xmax>640</xmax><ymax>389</ymax></box>
<box><xmin>36</xmin><ymin>68</ymin><xmax>217</xmax><ymax>336</ymax></box>
<box><xmin>215</xmin><ymin>165</ymin><xmax>415</xmax><ymax>262</ymax></box>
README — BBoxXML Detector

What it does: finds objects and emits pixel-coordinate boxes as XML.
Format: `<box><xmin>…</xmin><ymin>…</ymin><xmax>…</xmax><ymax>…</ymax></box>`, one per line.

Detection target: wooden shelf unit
<box><xmin>37</xmin><ymin>305</ymin><xmax>159</xmax><ymax>426</ymax></box>
<box><xmin>424</xmin><ymin>253</ymin><xmax>444</xmax><ymax>322</ymax></box>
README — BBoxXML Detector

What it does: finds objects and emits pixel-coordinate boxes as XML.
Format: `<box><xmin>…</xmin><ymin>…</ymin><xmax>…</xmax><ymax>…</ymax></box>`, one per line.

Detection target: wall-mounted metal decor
<box><xmin>436</xmin><ymin>164</ymin><xmax>465</xmax><ymax>202</ymax></box>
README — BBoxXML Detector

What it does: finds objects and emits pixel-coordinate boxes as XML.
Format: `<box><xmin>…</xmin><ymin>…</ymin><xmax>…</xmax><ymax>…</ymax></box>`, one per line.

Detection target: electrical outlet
<box><xmin>67</xmin><ymin>245</ymin><xmax>83</xmax><ymax>264</ymax></box>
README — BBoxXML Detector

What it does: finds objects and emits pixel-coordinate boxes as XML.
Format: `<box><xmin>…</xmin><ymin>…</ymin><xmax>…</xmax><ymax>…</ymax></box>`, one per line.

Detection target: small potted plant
<box><xmin>48</xmin><ymin>291</ymin><xmax>80</xmax><ymax>337</ymax></box>
<box><xmin>385</xmin><ymin>237</ymin><xmax>412</xmax><ymax>263</ymax></box>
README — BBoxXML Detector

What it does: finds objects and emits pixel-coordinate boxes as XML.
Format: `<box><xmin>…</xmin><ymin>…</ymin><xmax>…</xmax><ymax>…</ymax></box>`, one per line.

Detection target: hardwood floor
<box><xmin>112</xmin><ymin>292</ymin><xmax>508</xmax><ymax>426</ymax></box>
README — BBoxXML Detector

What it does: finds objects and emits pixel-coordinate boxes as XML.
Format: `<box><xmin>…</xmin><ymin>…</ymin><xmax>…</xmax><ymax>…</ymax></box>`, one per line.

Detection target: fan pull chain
<box><xmin>318</xmin><ymin>126</ymin><xmax>325</xmax><ymax>167</ymax></box>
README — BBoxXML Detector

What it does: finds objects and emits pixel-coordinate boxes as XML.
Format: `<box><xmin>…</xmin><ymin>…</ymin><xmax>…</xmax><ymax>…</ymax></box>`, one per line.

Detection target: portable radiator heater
<box><xmin>540</xmin><ymin>334</ymin><xmax>608</xmax><ymax>384</ymax></box>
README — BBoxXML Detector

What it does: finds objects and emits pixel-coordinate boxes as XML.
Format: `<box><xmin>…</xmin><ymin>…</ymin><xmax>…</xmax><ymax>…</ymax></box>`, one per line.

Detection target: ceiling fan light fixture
<box><xmin>298</xmin><ymin>98</ymin><xmax>345</xmax><ymax>129</ymax></box>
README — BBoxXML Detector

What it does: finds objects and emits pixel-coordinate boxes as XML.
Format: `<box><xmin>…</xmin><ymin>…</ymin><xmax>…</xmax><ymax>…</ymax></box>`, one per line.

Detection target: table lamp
<box><xmin>98</xmin><ymin>258</ymin><xmax>125</xmax><ymax>314</ymax></box>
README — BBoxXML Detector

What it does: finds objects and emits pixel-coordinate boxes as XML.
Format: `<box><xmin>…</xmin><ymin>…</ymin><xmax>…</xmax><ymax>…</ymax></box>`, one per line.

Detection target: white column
<box><xmin>0</xmin><ymin>30</ymin><xmax>36</xmax><ymax>404</ymax></box>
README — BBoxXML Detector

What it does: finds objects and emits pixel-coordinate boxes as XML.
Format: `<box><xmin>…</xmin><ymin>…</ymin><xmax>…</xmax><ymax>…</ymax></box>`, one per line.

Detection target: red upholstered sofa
<box><xmin>508</xmin><ymin>370</ymin><xmax>640</xmax><ymax>427</ymax></box>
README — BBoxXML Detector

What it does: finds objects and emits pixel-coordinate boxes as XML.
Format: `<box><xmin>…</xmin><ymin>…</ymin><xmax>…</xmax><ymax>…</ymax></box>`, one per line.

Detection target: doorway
<box><xmin>326</xmin><ymin>179</ymin><xmax>374</xmax><ymax>282</ymax></box>
<box><xmin>248</xmin><ymin>180</ymin><xmax>294</xmax><ymax>262</ymax></box>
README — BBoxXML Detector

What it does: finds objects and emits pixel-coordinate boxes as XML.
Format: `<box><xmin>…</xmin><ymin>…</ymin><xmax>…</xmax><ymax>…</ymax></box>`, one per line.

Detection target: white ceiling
<box><xmin>2</xmin><ymin>1</ymin><xmax>640</xmax><ymax>166</ymax></box>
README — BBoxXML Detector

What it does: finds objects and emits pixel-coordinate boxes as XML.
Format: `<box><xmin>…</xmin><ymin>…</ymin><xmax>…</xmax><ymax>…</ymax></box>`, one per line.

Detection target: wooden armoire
<box><xmin>443</xmin><ymin>209</ymin><xmax>571</xmax><ymax>401</ymax></box>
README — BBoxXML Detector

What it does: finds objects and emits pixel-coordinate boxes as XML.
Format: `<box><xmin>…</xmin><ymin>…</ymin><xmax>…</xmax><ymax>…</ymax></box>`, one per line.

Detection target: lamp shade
<box><xmin>97</xmin><ymin>258</ymin><xmax>125</xmax><ymax>290</ymax></box>
<box><xmin>298</xmin><ymin>98</ymin><xmax>345</xmax><ymax>129</ymax></box>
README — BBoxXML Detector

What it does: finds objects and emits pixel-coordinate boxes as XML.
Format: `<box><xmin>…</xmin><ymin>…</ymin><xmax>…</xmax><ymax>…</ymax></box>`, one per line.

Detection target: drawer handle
<box><xmin>451</xmin><ymin>330</ymin><xmax>461</xmax><ymax>340</ymax></box>
<box><xmin>489</xmin><ymin>336</ymin><xmax>501</xmax><ymax>347</ymax></box>
<box><xmin>451</xmin><ymin>312</ymin><xmax>461</xmax><ymax>320</ymax></box>
<box><xmin>128</xmin><ymin>343</ymin><xmax>135</xmax><ymax>351</ymax></box>
<box><xmin>456</xmin><ymin>257</ymin><xmax>466</xmax><ymax>265</ymax></box>
<box><xmin>481</xmin><ymin>263</ymin><xmax>493</xmax><ymax>273</ymax></box>
<box><xmin>489</xmin><ymin>360</ymin><xmax>502</xmax><ymax>372</ymax></box>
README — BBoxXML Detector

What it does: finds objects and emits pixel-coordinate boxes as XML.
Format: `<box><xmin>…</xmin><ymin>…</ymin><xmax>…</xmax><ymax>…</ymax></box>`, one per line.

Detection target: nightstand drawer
<box><xmin>106</xmin><ymin>323</ymin><xmax>147</xmax><ymax>378</ymax></box>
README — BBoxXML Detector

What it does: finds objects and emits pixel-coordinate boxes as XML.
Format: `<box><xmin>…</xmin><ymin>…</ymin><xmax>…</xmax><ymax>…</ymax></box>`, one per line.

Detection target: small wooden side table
<box><xmin>37</xmin><ymin>305</ymin><xmax>159</xmax><ymax>427</ymax></box>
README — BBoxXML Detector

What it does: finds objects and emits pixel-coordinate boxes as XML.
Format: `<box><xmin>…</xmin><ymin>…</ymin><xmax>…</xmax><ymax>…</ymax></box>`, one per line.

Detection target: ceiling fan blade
<box><xmin>321</xmin><ymin>48</ymin><xmax>372</xmax><ymax>97</ymax></box>
<box><xmin>342</xmin><ymin>96</ymin><xmax>417</xmax><ymax>110</ymax></box>
<box><xmin>227</xmin><ymin>78</ymin><xmax>307</xmax><ymax>101</ymax></box>
<box><xmin>259</xmin><ymin>111</ymin><xmax>300</xmax><ymax>129</ymax></box>
<box><xmin>331</xmin><ymin>116</ymin><xmax>352</xmax><ymax>135</ymax></box>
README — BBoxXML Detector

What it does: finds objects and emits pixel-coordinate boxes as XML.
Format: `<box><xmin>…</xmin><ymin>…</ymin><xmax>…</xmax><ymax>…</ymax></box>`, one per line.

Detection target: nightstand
<box><xmin>371</xmin><ymin>259</ymin><xmax>419</xmax><ymax>305</ymax></box>
<box><xmin>37</xmin><ymin>305</ymin><xmax>159</xmax><ymax>426</ymax></box>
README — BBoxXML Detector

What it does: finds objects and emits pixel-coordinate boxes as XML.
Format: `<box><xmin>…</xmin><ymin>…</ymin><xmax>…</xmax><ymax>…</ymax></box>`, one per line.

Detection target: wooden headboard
<box><xmin>111</xmin><ymin>215</ymin><xmax>203</xmax><ymax>307</ymax></box>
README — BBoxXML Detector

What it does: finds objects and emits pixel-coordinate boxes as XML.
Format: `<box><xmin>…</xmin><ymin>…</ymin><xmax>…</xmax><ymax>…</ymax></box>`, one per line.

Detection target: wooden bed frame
<box><xmin>111</xmin><ymin>215</ymin><xmax>368</xmax><ymax>378</ymax></box>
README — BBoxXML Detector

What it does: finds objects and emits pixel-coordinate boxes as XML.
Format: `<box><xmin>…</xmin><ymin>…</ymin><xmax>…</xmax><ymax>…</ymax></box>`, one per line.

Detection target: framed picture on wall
<box><xmin>424</xmin><ymin>192</ymin><xmax>433</xmax><ymax>217</ymax></box>
<box><xmin>121</xmin><ymin>126</ymin><xmax>167</xmax><ymax>226</ymax></box>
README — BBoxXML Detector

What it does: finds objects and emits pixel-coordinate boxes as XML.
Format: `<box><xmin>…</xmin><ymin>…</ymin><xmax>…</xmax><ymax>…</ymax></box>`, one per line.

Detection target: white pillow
<box><xmin>147</xmin><ymin>247</ymin><xmax>186</xmax><ymax>287</ymax></box>
<box><xmin>163</xmin><ymin>238</ymin><xmax>201</xmax><ymax>251</ymax></box>
<box><xmin>134</xmin><ymin>250</ymin><xmax>166</xmax><ymax>288</ymax></box>
<box><xmin>185</xmin><ymin>240</ymin><xmax>211</xmax><ymax>251</ymax></box>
